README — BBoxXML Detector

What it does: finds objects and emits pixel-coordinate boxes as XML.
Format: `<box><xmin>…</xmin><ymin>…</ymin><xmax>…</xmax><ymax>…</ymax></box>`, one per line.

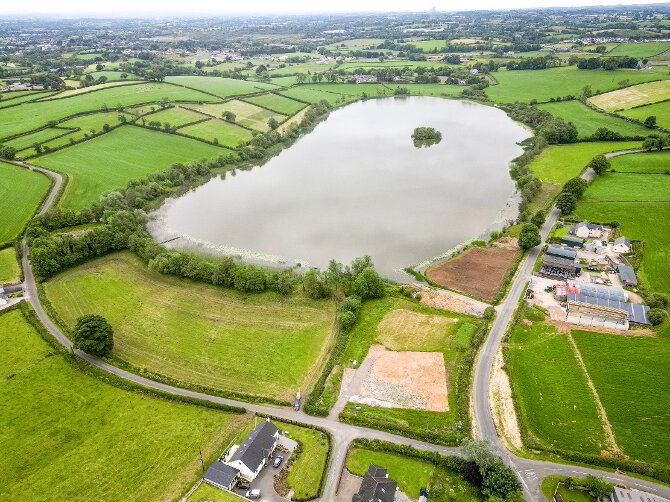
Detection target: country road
<box><xmin>18</xmin><ymin>160</ymin><xmax>670</xmax><ymax>502</ymax></box>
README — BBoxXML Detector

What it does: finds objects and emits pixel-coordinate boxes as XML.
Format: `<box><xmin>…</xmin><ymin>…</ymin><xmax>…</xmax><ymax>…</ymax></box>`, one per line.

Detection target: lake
<box><xmin>149</xmin><ymin>96</ymin><xmax>530</xmax><ymax>281</ymax></box>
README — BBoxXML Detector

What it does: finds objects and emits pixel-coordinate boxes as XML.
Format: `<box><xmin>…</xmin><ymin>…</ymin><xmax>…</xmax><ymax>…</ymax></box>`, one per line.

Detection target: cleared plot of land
<box><xmin>537</xmin><ymin>100</ymin><xmax>651</xmax><ymax>138</ymax></box>
<box><xmin>4</xmin><ymin>127</ymin><xmax>73</xmax><ymax>151</ymax></box>
<box><xmin>426</xmin><ymin>246</ymin><xmax>518</xmax><ymax>302</ymax></box>
<box><xmin>0</xmin><ymin>82</ymin><xmax>214</xmax><ymax>138</ymax></box>
<box><xmin>377</xmin><ymin>309</ymin><xmax>457</xmax><ymax>350</ymax></box>
<box><xmin>142</xmin><ymin>106</ymin><xmax>205</xmax><ymax>127</ymax></box>
<box><xmin>610</xmin><ymin>150</ymin><xmax>670</xmax><ymax>173</ymax></box>
<box><xmin>244</xmin><ymin>93</ymin><xmax>307</xmax><ymax>115</ymax></box>
<box><xmin>573</xmin><ymin>330</ymin><xmax>670</xmax><ymax>465</ymax></box>
<box><xmin>589</xmin><ymin>80</ymin><xmax>670</xmax><ymax>111</ymax></box>
<box><xmin>179</xmin><ymin>119</ymin><xmax>253</xmax><ymax>147</ymax></box>
<box><xmin>506</xmin><ymin>318</ymin><xmax>609</xmax><ymax>454</ymax></box>
<box><xmin>0</xmin><ymin>247</ymin><xmax>19</xmax><ymax>283</ymax></box>
<box><xmin>189</xmin><ymin>100</ymin><xmax>286</xmax><ymax>131</ymax></box>
<box><xmin>486</xmin><ymin>67</ymin><xmax>668</xmax><ymax>103</ymax></box>
<box><xmin>607</xmin><ymin>42</ymin><xmax>670</xmax><ymax>58</ymax></box>
<box><xmin>0</xmin><ymin>162</ymin><xmax>49</xmax><ymax>242</ymax></box>
<box><xmin>0</xmin><ymin>308</ymin><xmax>249</xmax><ymax>502</ymax></box>
<box><xmin>620</xmin><ymin>101</ymin><xmax>670</xmax><ymax>130</ymax></box>
<box><xmin>38</xmin><ymin>80</ymin><xmax>138</xmax><ymax>100</ymax></box>
<box><xmin>582</xmin><ymin>173</ymin><xmax>670</xmax><ymax>201</ymax></box>
<box><xmin>43</xmin><ymin>252</ymin><xmax>335</xmax><ymax>400</ymax></box>
<box><xmin>164</xmin><ymin>75</ymin><xmax>279</xmax><ymax>97</ymax></box>
<box><xmin>529</xmin><ymin>141</ymin><xmax>641</xmax><ymax>184</ymax></box>
<box><xmin>34</xmin><ymin>126</ymin><xmax>224</xmax><ymax>209</ymax></box>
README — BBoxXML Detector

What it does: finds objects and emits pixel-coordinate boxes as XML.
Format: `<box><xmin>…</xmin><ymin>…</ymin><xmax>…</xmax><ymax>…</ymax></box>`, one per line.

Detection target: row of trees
<box><xmin>577</xmin><ymin>56</ymin><xmax>638</xmax><ymax>70</ymax></box>
<box><xmin>504</xmin><ymin>103</ymin><xmax>578</xmax><ymax>145</ymax></box>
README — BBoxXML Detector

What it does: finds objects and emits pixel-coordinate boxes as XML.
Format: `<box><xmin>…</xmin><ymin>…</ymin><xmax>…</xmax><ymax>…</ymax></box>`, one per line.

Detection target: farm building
<box><xmin>612</xmin><ymin>487</ymin><xmax>670</xmax><ymax>502</ymax></box>
<box><xmin>568</xmin><ymin>281</ymin><xmax>628</xmax><ymax>302</ymax></box>
<box><xmin>547</xmin><ymin>245</ymin><xmax>577</xmax><ymax>260</ymax></box>
<box><xmin>541</xmin><ymin>255</ymin><xmax>581</xmax><ymax>279</ymax></box>
<box><xmin>566</xmin><ymin>297</ymin><xmax>629</xmax><ymax>330</ymax></box>
<box><xmin>584</xmin><ymin>240</ymin><xmax>607</xmax><ymax>254</ymax></box>
<box><xmin>572</xmin><ymin>221</ymin><xmax>606</xmax><ymax>239</ymax></box>
<box><xmin>352</xmin><ymin>465</ymin><xmax>397</xmax><ymax>502</ymax></box>
<box><xmin>204</xmin><ymin>461</ymin><xmax>240</xmax><ymax>491</ymax></box>
<box><xmin>225</xmin><ymin>420</ymin><xmax>279</xmax><ymax>481</ymax></box>
<box><xmin>613</xmin><ymin>236</ymin><xmax>632</xmax><ymax>254</ymax></box>
<box><xmin>567</xmin><ymin>293</ymin><xmax>651</xmax><ymax>325</ymax></box>
<box><xmin>618</xmin><ymin>264</ymin><xmax>638</xmax><ymax>287</ymax></box>
<box><xmin>560</xmin><ymin>235</ymin><xmax>584</xmax><ymax>248</ymax></box>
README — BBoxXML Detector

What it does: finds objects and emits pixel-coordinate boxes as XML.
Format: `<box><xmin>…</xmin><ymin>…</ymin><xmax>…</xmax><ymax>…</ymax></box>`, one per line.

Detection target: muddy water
<box><xmin>149</xmin><ymin>96</ymin><xmax>530</xmax><ymax>280</ymax></box>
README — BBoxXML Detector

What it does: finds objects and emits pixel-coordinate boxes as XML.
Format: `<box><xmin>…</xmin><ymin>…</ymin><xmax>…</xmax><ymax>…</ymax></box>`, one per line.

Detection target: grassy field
<box><xmin>573</xmin><ymin>330</ymin><xmax>670</xmax><ymax>466</ymax></box>
<box><xmin>4</xmin><ymin>127</ymin><xmax>73</xmax><ymax>151</ymax></box>
<box><xmin>589</xmin><ymin>80</ymin><xmax>670</xmax><ymax>111</ymax></box>
<box><xmin>189</xmin><ymin>483</ymin><xmax>242</xmax><ymax>502</ymax></box>
<box><xmin>0</xmin><ymin>82</ymin><xmax>214</xmax><ymax>139</ymax></box>
<box><xmin>607</xmin><ymin>42</ymin><xmax>670</xmax><ymax>58</ymax></box>
<box><xmin>189</xmin><ymin>100</ymin><xmax>286</xmax><ymax>131</ymax></box>
<box><xmin>620</xmin><ymin>101</ymin><xmax>670</xmax><ymax>129</ymax></box>
<box><xmin>0</xmin><ymin>247</ymin><xmax>19</xmax><ymax>283</ymax></box>
<box><xmin>537</xmin><ymin>100</ymin><xmax>651</xmax><ymax>138</ymax></box>
<box><xmin>142</xmin><ymin>106</ymin><xmax>205</xmax><ymax>127</ymax></box>
<box><xmin>486</xmin><ymin>67</ymin><xmax>668</xmax><ymax>103</ymax></box>
<box><xmin>529</xmin><ymin>141</ymin><xmax>641</xmax><ymax>184</ymax></box>
<box><xmin>164</xmin><ymin>76</ymin><xmax>279</xmax><ymax>97</ymax></box>
<box><xmin>610</xmin><ymin>150</ymin><xmax>670</xmax><ymax>173</ymax></box>
<box><xmin>43</xmin><ymin>252</ymin><xmax>336</xmax><ymax>401</ymax></box>
<box><xmin>279</xmin><ymin>86</ymin><xmax>344</xmax><ymax>105</ymax></box>
<box><xmin>0</xmin><ymin>307</ymin><xmax>250</xmax><ymax>502</ymax></box>
<box><xmin>244</xmin><ymin>93</ymin><xmax>307</xmax><ymax>115</ymax></box>
<box><xmin>346</xmin><ymin>447</ymin><xmax>483</xmax><ymax>501</ymax></box>
<box><xmin>34</xmin><ymin>126</ymin><xmax>224</xmax><ymax>209</ymax></box>
<box><xmin>0</xmin><ymin>162</ymin><xmax>49</xmax><ymax>242</ymax></box>
<box><xmin>0</xmin><ymin>91</ymin><xmax>55</xmax><ymax>107</ymax></box>
<box><xmin>581</xmin><ymin>173</ymin><xmax>670</xmax><ymax>201</ymax></box>
<box><xmin>541</xmin><ymin>476</ymin><xmax>597</xmax><ymax>502</ymax></box>
<box><xmin>38</xmin><ymin>80</ymin><xmax>138</xmax><ymax>100</ymax></box>
<box><xmin>179</xmin><ymin>118</ymin><xmax>253</xmax><ymax>147</ymax></box>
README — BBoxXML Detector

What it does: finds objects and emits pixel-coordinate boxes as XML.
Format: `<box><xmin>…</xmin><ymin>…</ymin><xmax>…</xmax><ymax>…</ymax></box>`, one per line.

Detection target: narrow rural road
<box><xmin>18</xmin><ymin>161</ymin><xmax>670</xmax><ymax>502</ymax></box>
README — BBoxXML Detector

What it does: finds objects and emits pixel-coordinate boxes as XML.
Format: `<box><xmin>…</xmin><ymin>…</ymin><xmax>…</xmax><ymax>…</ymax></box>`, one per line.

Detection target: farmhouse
<box><xmin>618</xmin><ymin>264</ymin><xmax>638</xmax><ymax>287</ymax></box>
<box><xmin>613</xmin><ymin>236</ymin><xmax>632</xmax><ymax>254</ymax></box>
<box><xmin>572</xmin><ymin>221</ymin><xmax>606</xmax><ymax>239</ymax></box>
<box><xmin>203</xmin><ymin>461</ymin><xmax>240</xmax><ymax>491</ymax></box>
<box><xmin>352</xmin><ymin>464</ymin><xmax>397</xmax><ymax>502</ymax></box>
<box><xmin>612</xmin><ymin>486</ymin><xmax>670</xmax><ymax>502</ymax></box>
<box><xmin>560</xmin><ymin>235</ymin><xmax>584</xmax><ymax>248</ymax></box>
<box><xmin>225</xmin><ymin>420</ymin><xmax>279</xmax><ymax>481</ymax></box>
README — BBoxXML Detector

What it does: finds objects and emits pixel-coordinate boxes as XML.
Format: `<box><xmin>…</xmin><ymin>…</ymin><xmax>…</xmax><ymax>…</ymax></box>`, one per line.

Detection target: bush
<box><xmin>483</xmin><ymin>306</ymin><xmax>496</xmax><ymax>320</ymax></box>
<box><xmin>646</xmin><ymin>292</ymin><xmax>669</xmax><ymax>310</ymax></box>
<box><xmin>518</xmin><ymin>223</ymin><xmax>541</xmax><ymax>250</ymax></box>
<box><xmin>72</xmin><ymin>314</ymin><xmax>114</xmax><ymax>356</ymax></box>
<box><xmin>587</xmin><ymin>154</ymin><xmax>610</xmax><ymax>175</ymax></box>
<box><xmin>352</xmin><ymin>267</ymin><xmax>385</xmax><ymax>299</ymax></box>
<box><xmin>337</xmin><ymin>311</ymin><xmax>357</xmax><ymax>332</ymax></box>
<box><xmin>648</xmin><ymin>308</ymin><xmax>667</xmax><ymax>326</ymax></box>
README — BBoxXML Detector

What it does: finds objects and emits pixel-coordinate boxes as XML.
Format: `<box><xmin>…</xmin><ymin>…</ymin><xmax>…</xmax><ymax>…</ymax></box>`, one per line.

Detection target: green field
<box><xmin>346</xmin><ymin>447</ymin><xmax>483</xmax><ymax>501</ymax></box>
<box><xmin>581</xmin><ymin>173</ymin><xmax>670</xmax><ymax>201</ymax></box>
<box><xmin>86</xmin><ymin>70</ymin><xmax>140</xmax><ymax>81</ymax></box>
<box><xmin>610</xmin><ymin>150</ymin><xmax>670</xmax><ymax>173</ymax></box>
<box><xmin>537</xmin><ymin>100</ymin><xmax>651</xmax><ymax>138</ymax></box>
<box><xmin>43</xmin><ymin>252</ymin><xmax>336</xmax><ymax>401</ymax></box>
<box><xmin>529</xmin><ymin>141</ymin><xmax>641</xmax><ymax>184</ymax></box>
<box><xmin>0</xmin><ymin>307</ymin><xmax>249</xmax><ymax>502</ymax></box>
<box><xmin>620</xmin><ymin>101</ymin><xmax>670</xmax><ymax>130</ymax></box>
<box><xmin>608</xmin><ymin>42</ymin><xmax>670</xmax><ymax>58</ymax></box>
<box><xmin>0</xmin><ymin>162</ymin><xmax>49</xmax><ymax>242</ymax></box>
<box><xmin>0</xmin><ymin>82</ymin><xmax>214</xmax><ymax>139</ymax></box>
<box><xmin>0</xmin><ymin>91</ymin><xmax>55</xmax><ymax>107</ymax></box>
<box><xmin>142</xmin><ymin>106</ymin><xmax>205</xmax><ymax>127</ymax></box>
<box><xmin>486</xmin><ymin>67</ymin><xmax>668</xmax><ymax>103</ymax></box>
<box><xmin>179</xmin><ymin>118</ymin><xmax>253</xmax><ymax>147</ymax></box>
<box><xmin>164</xmin><ymin>76</ymin><xmax>279</xmax><ymax>97</ymax></box>
<box><xmin>589</xmin><ymin>80</ymin><xmax>670</xmax><ymax>111</ymax></box>
<box><xmin>189</xmin><ymin>100</ymin><xmax>286</xmax><ymax>131</ymax></box>
<box><xmin>4</xmin><ymin>127</ymin><xmax>73</xmax><ymax>151</ymax></box>
<box><xmin>244</xmin><ymin>93</ymin><xmax>307</xmax><ymax>114</ymax></box>
<box><xmin>279</xmin><ymin>86</ymin><xmax>344</xmax><ymax>105</ymax></box>
<box><xmin>39</xmin><ymin>81</ymin><xmax>138</xmax><ymax>100</ymax></box>
<box><xmin>34</xmin><ymin>126</ymin><xmax>224</xmax><ymax>209</ymax></box>
<box><xmin>573</xmin><ymin>330</ymin><xmax>670</xmax><ymax>465</ymax></box>
<box><xmin>0</xmin><ymin>247</ymin><xmax>19</xmax><ymax>283</ymax></box>
<box><xmin>542</xmin><ymin>476</ymin><xmax>597</xmax><ymax>502</ymax></box>
<box><xmin>189</xmin><ymin>483</ymin><xmax>242</xmax><ymax>502</ymax></box>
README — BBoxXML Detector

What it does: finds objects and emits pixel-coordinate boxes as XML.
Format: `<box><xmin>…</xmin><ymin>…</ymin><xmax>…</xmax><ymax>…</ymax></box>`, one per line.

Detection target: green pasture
<box><xmin>581</xmin><ymin>173</ymin><xmax>670</xmax><ymax>201</ymax></box>
<box><xmin>0</xmin><ymin>308</ymin><xmax>249</xmax><ymax>502</ymax></box>
<box><xmin>33</xmin><ymin>126</ymin><xmax>224</xmax><ymax>209</ymax></box>
<box><xmin>39</xmin><ymin>81</ymin><xmax>138</xmax><ymax>100</ymax></box>
<box><xmin>0</xmin><ymin>91</ymin><xmax>55</xmax><ymax>107</ymax></box>
<box><xmin>43</xmin><ymin>252</ymin><xmax>336</xmax><ymax>401</ymax></box>
<box><xmin>0</xmin><ymin>162</ymin><xmax>49</xmax><ymax>242</ymax></box>
<box><xmin>143</xmin><ymin>106</ymin><xmax>205</xmax><ymax>127</ymax></box>
<box><xmin>190</xmin><ymin>484</ymin><xmax>242</xmax><ymax>501</ymax></box>
<box><xmin>409</xmin><ymin>39</ymin><xmax>449</xmax><ymax>51</ymax></box>
<box><xmin>0</xmin><ymin>247</ymin><xmax>19</xmax><ymax>283</ymax></box>
<box><xmin>4</xmin><ymin>127</ymin><xmax>72</xmax><ymax>151</ymax></box>
<box><xmin>279</xmin><ymin>86</ymin><xmax>344</xmax><ymax>105</ymax></box>
<box><xmin>537</xmin><ymin>100</ymin><xmax>651</xmax><ymax>138</ymax></box>
<box><xmin>244</xmin><ymin>93</ymin><xmax>307</xmax><ymax>114</ymax></box>
<box><xmin>620</xmin><ymin>101</ymin><xmax>670</xmax><ymax>130</ymax></box>
<box><xmin>86</xmin><ymin>70</ymin><xmax>140</xmax><ymax>81</ymax></box>
<box><xmin>179</xmin><ymin>119</ymin><xmax>253</xmax><ymax>147</ymax></box>
<box><xmin>190</xmin><ymin>100</ymin><xmax>286</xmax><ymax>131</ymax></box>
<box><xmin>608</xmin><ymin>42</ymin><xmax>670</xmax><ymax>58</ymax></box>
<box><xmin>610</xmin><ymin>150</ymin><xmax>670</xmax><ymax>173</ymax></box>
<box><xmin>529</xmin><ymin>141</ymin><xmax>641</xmax><ymax>184</ymax></box>
<box><xmin>164</xmin><ymin>75</ymin><xmax>279</xmax><ymax>98</ymax></box>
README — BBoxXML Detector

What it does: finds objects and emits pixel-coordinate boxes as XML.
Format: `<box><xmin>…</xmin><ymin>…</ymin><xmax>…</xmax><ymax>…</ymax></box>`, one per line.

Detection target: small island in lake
<box><xmin>411</xmin><ymin>126</ymin><xmax>442</xmax><ymax>147</ymax></box>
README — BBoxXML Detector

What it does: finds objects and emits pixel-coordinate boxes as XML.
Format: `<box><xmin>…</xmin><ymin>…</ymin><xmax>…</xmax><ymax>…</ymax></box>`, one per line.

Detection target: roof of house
<box><xmin>618</xmin><ymin>265</ymin><xmax>638</xmax><ymax>285</ymax></box>
<box><xmin>560</xmin><ymin>235</ymin><xmax>584</xmax><ymax>244</ymax></box>
<box><xmin>352</xmin><ymin>465</ymin><xmax>397</xmax><ymax>502</ymax></box>
<box><xmin>204</xmin><ymin>462</ymin><xmax>239</xmax><ymax>489</ymax></box>
<box><xmin>547</xmin><ymin>246</ymin><xmax>577</xmax><ymax>260</ymax></box>
<box><xmin>614</xmin><ymin>236</ymin><xmax>631</xmax><ymax>248</ymax></box>
<box><xmin>612</xmin><ymin>486</ymin><xmax>670</xmax><ymax>502</ymax></box>
<box><xmin>576</xmin><ymin>221</ymin><xmax>604</xmax><ymax>231</ymax></box>
<box><xmin>229</xmin><ymin>420</ymin><xmax>278</xmax><ymax>473</ymax></box>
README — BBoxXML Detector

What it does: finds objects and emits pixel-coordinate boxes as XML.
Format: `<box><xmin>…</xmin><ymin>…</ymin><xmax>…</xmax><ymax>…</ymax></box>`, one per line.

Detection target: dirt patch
<box><xmin>426</xmin><ymin>246</ymin><xmax>519</xmax><ymax>302</ymax></box>
<box><xmin>350</xmin><ymin>345</ymin><xmax>449</xmax><ymax>412</ymax></box>
<box><xmin>336</xmin><ymin>470</ymin><xmax>363</xmax><ymax>502</ymax></box>
<box><xmin>550</xmin><ymin>320</ymin><xmax>655</xmax><ymax>337</ymax></box>
<box><xmin>415</xmin><ymin>285</ymin><xmax>489</xmax><ymax>317</ymax></box>
<box><xmin>493</xmin><ymin>236</ymin><xmax>519</xmax><ymax>250</ymax></box>
<box><xmin>377</xmin><ymin>309</ymin><xmax>455</xmax><ymax>350</ymax></box>
<box><xmin>490</xmin><ymin>349</ymin><xmax>523</xmax><ymax>449</ymax></box>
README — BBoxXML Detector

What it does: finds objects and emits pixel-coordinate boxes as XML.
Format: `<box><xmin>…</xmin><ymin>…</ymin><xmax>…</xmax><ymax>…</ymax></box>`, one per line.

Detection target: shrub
<box><xmin>483</xmin><ymin>306</ymin><xmax>496</xmax><ymax>320</ymax></box>
<box><xmin>352</xmin><ymin>267</ymin><xmax>385</xmax><ymax>299</ymax></box>
<box><xmin>646</xmin><ymin>292</ymin><xmax>669</xmax><ymax>310</ymax></box>
<box><xmin>72</xmin><ymin>314</ymin><xmax>114</xmax><ymax>356</ymax></box>
<box><xmin>587</xmin><ymin>154</ymin><xmax>610</xmax><ymax>175</ymax></box>
<box><xmin>648</xmin><ymin>308</ymin><xmax>667</xmax><ymax>326</ymax></box>
<box><xmin>337</xmin><ymin>311</ymin><xmax>357</xmax><ymax>332</ymax></box>
<box><xmin>518</xmin><ymin>223</ymin><xmax>541</xmax><ymax>250</ymax></box>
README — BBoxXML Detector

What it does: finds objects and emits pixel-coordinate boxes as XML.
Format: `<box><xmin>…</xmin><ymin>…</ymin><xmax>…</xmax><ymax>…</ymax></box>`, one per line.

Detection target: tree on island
<box><xmin>411</xmin><ymin>127</ymin><xmax>442</xmax><ymax>147</ymax></box>
<box><xmin>72</xmin><ymin>314</ymin><xmax>114</xmax><ymax>356</ymax></box>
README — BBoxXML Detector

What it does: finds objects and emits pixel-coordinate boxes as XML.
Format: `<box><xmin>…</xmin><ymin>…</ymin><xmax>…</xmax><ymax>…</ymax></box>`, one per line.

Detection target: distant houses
<box><xmin>352</xmin><ymin>465</ymin><xmax>397</xmax><ymax>502</ymax></box>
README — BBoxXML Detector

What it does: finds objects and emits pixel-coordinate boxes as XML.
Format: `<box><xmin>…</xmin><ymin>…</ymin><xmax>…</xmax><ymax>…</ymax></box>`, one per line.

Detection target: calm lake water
<box><xmin>149</xmin><ymin>97</ymin><xmax>530</xmax><ymax>280</ymax></box>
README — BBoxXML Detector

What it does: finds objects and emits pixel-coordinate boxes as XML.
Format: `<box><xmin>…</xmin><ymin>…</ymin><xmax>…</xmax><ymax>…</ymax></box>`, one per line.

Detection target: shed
<box><xmin>618</xmin><ymin>265</ymin><xmax>638</xmax><ymax>287</ymax></box>
<box><xmin>204</xmin><ymin>462</ymin><xmax>240</xmax><ymax>490</ymax></box>
<box><xmin>543</xmin><ymin>255</ymin><xmax>581</xmax><ymax>273</ymax></box>
<box><xmin>547</xmin><ymin>246</ymin><xmax>577</xmax><ymax>260</ymax></box>
<box><xmin>560</xmin><ymin>235</ymin><xmax>584</xmax><ymax>248</ymax></box>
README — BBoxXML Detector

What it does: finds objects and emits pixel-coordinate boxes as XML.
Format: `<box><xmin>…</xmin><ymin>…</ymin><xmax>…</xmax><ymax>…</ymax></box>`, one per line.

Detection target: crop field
<box><xmin>537</xmin><ymin>100</ymin><xmax>651</xmax><ymax>138</ymax></box>
<box><xmin>573</xmin><ymin>331</ymin><xmax>670</xmax><ymax>465</ymax></box>
<box><xmin>609</xmin><ymin>150</ymin><xmax>670</xmax><ymax>173</ymax></box>
<box><xmin>346</xmin><ymin>447</ymin><xmax>483</xmax><ymax>501</ymax></box>
<box><xmin>0</xmin><ymin>247</ymin><xmax>19</xmax><ymax>283</ymax></box>
<box><xmin>529</xmin><ymin>141</ymin><xmax>641</xmax><ymax>184</ymax></box>
<box><xmin>4</xmin><ymin>127</ymin><xmax>73</xmax><ymax>151</ymax></box>
<box><xmin>33</xmin><ymin>126</ymin><xmax>224</xmax><ymax>209</ymax></box>
<box><xmin>179</xmin><ymin>118</ymin><xmax>253</xmax><ymax>147</ymax></box>
<box><xmin>0</xmin><ymin>308</ymin><xmax>249</xmax><ymax>502</ymax></box>
<box><xmin>486</xmin><ymin>67</ymin><xmax>668</xmax><ymax>103</ymax></box>
<box><xmin>43</xmin><ymin>252</ymin><xmax>336</xmax><ymax>401</ymax></box>
<box><xmin>589</xmin><ymin>80</ymin><xmax>670</xmax><ymax>111</ymax></box>
<box><xmin>581</xmin><ymin>173</ymin><xmax>670</xmax><ymax>201</ymax></box>
<box><xmin>620</xmin><ymin>101</ymin><xmax>670</xmax><ymax>129</ymax></box>
<box><xmin>0</xmin><ymin>82</ymin><xmax>214</xmax><ymax>138</ymax></box>
<box><xmin>38</xmin><ymin>80</ymin><xmax>138</xmax><ymax>100</ymax></box>
<box><xmin>142</xmin><ymin>106</ymin><xmax>205</xmax><ymax>127</ymax></box>
<box><xmin>189</xmin><ymin>100</ymin><xmax>286</xmax><ymax>131</ymax></box>
<box><xmin>0</xmin><ymin>162</ymin><xmax>49</xmax><ymax>242</ymax></box>
<box><xmin>244</xmin><ymin>93</ymin><xmax>307</xmax><ymax>114</ymax></box>
<box><xmin>164</xmin><ymin>75</ymin><xmax>279</xmax><ymax>97</ymax></box>
<box><xmin>607</xmin><ymin>42</ymin><xmax>670</xmax><ymax>58</ymax></box>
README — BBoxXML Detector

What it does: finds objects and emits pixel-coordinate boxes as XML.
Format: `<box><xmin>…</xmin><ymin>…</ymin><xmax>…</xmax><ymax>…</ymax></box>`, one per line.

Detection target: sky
<box><xmin>1</xmin><ymin>0</ymin><xmax>666</xmax><ymax>15</ymax></box>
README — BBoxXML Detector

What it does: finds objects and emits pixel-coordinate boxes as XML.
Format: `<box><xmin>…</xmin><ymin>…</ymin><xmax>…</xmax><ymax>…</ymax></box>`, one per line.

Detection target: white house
<box><xmin>573</xmin><ymin>221</ymin><xmax>606</xmax><ymax>239</ymax></box>
<box><xmin>613</xmin><ymin>236</ymin><xmax>632</xmax><ymax>254</ymax></box>
<box><xmin>225</xmin><ymin>420</ymin><xmax>279</xmax><ymax>481</ymax></box>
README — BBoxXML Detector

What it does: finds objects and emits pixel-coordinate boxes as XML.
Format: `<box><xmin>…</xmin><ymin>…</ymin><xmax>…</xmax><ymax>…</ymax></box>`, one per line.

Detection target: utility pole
<box><xmin>199</xmin><ymin>449</ymin><xmax>205</xmax><ymax>478</ymax></box>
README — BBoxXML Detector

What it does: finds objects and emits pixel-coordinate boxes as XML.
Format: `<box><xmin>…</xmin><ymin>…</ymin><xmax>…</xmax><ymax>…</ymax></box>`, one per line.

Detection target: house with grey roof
<box><xmin>618</xmin><ymin>265</ymin><xmax>638</xmax><ymax>287</ymax></box>
<box><xmin>612</xmin><ymin>486</ymin><xmax>670</xmax><ymax>502</ymax></box>
<box><xmin>204</xmin><ymin>461</ymin><xmax>240</xmax><ymax>490</ymax></box>
<box><xmin>226</xmin><ymin>420</ymin><xmax>279</xmax><ymax>481</ymax></box>
<box><xmin>352</xmin><ymin>465</ymin><xmax>397</xmax><ymax>502</ymax></box>
<box><xmin>572</xmin><ymin>221</ymin><xmax>606</xmax><ymax>239</ymax></box>
<box><xmin>613</xmin><ymin>236</ymin><xmax>632</xmax><ymax>254</ymax></box>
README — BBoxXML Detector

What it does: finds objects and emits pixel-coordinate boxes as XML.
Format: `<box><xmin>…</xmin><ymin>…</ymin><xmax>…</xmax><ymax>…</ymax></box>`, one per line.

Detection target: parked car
<box><xmin>294</xmin><ymin>391</ymin><xmax>301</xmax><ymax>411</ymax></box>
<box><xmin>237</xmin><ymin>481</ymin><xmax>250</xmax><ymax>490</ymax></box>
<box><xmin>273</xmin><ymin>455</ymin><xmax>284</xmax><ymax>468</ymax></box>
<box><xmin>246</xmin><ymin>489</ymin><xmax>261</xmax><ymax>499</ymax></box>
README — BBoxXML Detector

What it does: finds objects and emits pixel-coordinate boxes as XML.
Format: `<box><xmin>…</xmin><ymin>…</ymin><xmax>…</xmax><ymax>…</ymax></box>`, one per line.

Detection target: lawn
<box><xmin>610</xmin><ymin>150</ymin><xmax>670</xmax><ymax>173</ymax></box>
<box><xmin>189</xmin><ymin>483</ymin><xmax>243</xmax><ymax>502</ymax></box>
<box><xmin>573</xmin><ymin>330</ymin><xmax>670</xmax><ymax>466</ymax></box>
<box><xmin>0</xmin><ymin>307</ymin><xmax>249</xmax><ymax>502</ymax></box>
<box><xmin>244</xmin><ymin>93</ymin><xmax>307</xmax><ymax>115</ymax></box>
<box><xmin>0</xmin><ymin>247</ymin><xmax>19</xmax><ymax>283</ymax></box>
<box><xmin>0</xmin><ymin>82</ymin><xmax>214</xmax><ymax>138</ymax></box>
<box><xmin>542</xmin><ymin>476</ymin><xmax>597</xmax><ymax>502</ymax></box>
<box><xmin>4</xmin><ymin>127</ymin><xmax>73</xmax><ymax>151</ymax></box>
<box><xmin>486</xmin><ymin>67</ymin><xmax>668</xmax><ymax>103</ymax></box>
<box><xmin>537</xmin><ymin>100</ymin><xmax>651</xmax><ymax>138</ymax></box>
<box><xmin>164</xmin><ymin>75</ymin><xmax>279</xmax><ymax>98</ymax></box>
<box><xmin>189</xmin><ymin>100</ymin><xmax>286</xmax><ymax>131</ymax></box>
<box><xmin>620</xmin><ymin>101</ymin><xmax>670</xmax><ymax>130</ymax></box>
<box><xmin>589</xmin><ymin>80</ymin><xmax>670</xmax><ymax>111</ymax></box>
<box><xmin>43</xmin><ymin>252</ymin><xmax>336</xmax><ymax>401</ymax></box>
<box><xmin>33</xmin><ymin>126</ymin><xmax>224</xmax><ymax>209</ymax></box>
<box><xmin>0</xmin><ymin>162</ymin><xmax>49</xmax><ymax>242</ymax></box>
<box><xmin>142</xmin><ymin>106</ymin><xmax>206</xmax><ymax>127</ymax></box>
<box><xmin>179</xmin><ymin>118</ymin><xmax>253</xmax><ymax>147</ymax></box>
<box><xmin>581</xmin><ymin>173</ymin><xmax>670</xmax><ymax>201</ymax></box>
<box><xmin>346</xmin><ymin>447</ymin><xmax>483</xmax><ymax>501</ymax></box>
<box><xmin>607</xmin><ymin>42</ymin><xmax>670</xmax><ymax>58</ymax></box>
<box><xmin>529</xmin><ymin>141</ymin><xmax>640</xmax><ymax>184</ymax></box>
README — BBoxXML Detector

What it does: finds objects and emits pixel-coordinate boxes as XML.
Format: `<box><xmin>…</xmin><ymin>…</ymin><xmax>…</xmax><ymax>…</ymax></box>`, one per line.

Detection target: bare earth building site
<box><xmin>2</xmin><ymin>3</ymin><xmax>670</xmax><ymax>502</ymax></box>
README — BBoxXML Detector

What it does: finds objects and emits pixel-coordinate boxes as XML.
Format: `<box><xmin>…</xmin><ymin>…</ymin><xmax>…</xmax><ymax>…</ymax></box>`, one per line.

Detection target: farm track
<box><xmin>19</xmin><ymin>159</ymin><xmax>670</xmax><ymax>502</ymax></box>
